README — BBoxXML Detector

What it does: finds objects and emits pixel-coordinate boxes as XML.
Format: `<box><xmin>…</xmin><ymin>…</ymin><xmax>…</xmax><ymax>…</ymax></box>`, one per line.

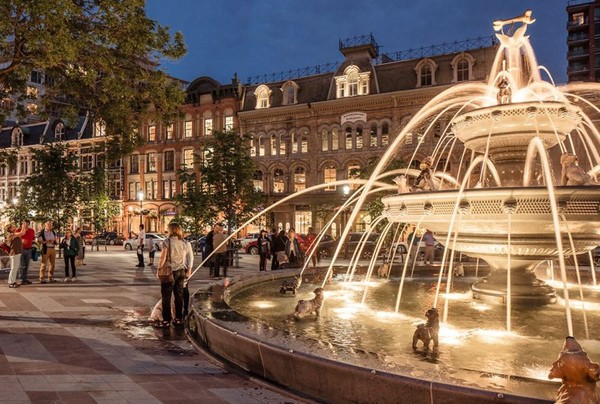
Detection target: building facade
<box><xmin>567</xmin><ymin>0</ymin><xmax>600</xmax><ymax>82</ymax></box>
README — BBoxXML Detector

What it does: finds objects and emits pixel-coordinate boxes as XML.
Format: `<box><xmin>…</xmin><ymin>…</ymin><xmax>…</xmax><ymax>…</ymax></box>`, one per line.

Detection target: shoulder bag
<box><xmin>157</xmin><ymin>239</ymin><xmax>174</xmax><ymax>283</ymax></box>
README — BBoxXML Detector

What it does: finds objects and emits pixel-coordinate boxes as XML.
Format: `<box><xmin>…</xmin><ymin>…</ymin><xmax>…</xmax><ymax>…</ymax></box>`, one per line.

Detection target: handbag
<box><xmin>276</xmin><ymin>251</ymin><xmax>289</xmax><ymax>264</ymax></box>
<box><xmin>157</xmin><ymin>239</ymin><xmax>174</xmax><ymax>283</ymax></box>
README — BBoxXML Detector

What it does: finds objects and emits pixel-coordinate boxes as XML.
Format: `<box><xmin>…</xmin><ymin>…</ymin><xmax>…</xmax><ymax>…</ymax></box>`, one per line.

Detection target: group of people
<box><xmin>6</xmin><ymin>220</ymin><xmax>85</xmax><ymax>288</ymax></box>
<box><xmin>256</xmin><ymin>226</ymin><xmax>319</xmax><ymax>271</ymax></box>
<box><xmin>406</xmin><ymin>228</ymin><xmax>436</xmax><ymax>265</ymax></box>
<box><xmin>203</xmin><ymin>223</ymin><xmax>231</xmax><ymax>278</ymax></box>
<box><xmin>132</xmin><ymin>224</ymin><xmax>157</xmax><ymax>268</ymax></box>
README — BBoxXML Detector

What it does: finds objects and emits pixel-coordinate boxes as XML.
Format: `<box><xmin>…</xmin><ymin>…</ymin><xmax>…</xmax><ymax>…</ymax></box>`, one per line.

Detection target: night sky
<box><xmin>146</xmin><ymin>1</ymin><xmax>569</xmax><ymax>85</ymax></box>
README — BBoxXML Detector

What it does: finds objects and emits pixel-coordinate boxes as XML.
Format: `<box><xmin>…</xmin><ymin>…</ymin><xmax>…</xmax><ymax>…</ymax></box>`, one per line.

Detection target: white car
<box><xmin>238</xmin><ymin>233</ymin><xmax>260</xmax><ymax>249</ymax></box>
<box><xmin>123</xmin><ymin>233</ymin><xmax>167</xmax><ymax>251</ymax></box>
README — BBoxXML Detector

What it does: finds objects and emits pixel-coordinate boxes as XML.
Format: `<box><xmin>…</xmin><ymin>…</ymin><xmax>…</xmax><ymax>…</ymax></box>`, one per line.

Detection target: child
<box><xmin>147</xmin><ymin>237</ymin><xmax>155</xmax><ymax>266</ymax></box>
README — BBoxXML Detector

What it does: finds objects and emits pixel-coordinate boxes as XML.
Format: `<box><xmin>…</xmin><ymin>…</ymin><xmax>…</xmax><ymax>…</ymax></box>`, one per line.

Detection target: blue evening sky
<box><xmin>146</xmin><ymin>1</ymin><xmax>569</xmax><ymax>85</ymax></box>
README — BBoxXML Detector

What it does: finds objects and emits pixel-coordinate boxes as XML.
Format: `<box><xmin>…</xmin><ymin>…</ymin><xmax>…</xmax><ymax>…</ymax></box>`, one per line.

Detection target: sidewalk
<box><xmin>0</xmin><ymin>247</ymin><xmax>304</xmax><ymax>403</ymax></box>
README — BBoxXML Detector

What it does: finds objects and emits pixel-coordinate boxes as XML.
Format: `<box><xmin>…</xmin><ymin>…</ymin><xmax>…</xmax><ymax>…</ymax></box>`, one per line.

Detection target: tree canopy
<box><xmin>0</xmin><ymin>0</ymin><xmax>187</xmax><ymax>158</ymax></box>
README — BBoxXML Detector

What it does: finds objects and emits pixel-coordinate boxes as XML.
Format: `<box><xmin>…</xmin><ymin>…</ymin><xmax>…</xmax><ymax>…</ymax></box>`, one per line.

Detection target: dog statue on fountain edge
<box><xmin>412</xmin><ymin>307</ymin><xmax>440</xmax><ymax>353</ymax></box>
<box><xmin>293</xmin><ymin>288</ymin><xmax>324</xmax><ymax>319</ymax></box>
<box><xmin>280</xmin><ymin>276</ymin><xmax>302</xmax><ymax>295</ymax></box>
<box><xmin>548</xmin><ymin>336</ymin><xmax>600</xmax><ymax>404</ymax></box>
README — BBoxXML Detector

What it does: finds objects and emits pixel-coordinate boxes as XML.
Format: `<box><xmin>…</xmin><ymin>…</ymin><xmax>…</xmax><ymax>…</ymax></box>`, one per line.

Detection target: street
<box><xmin>0</xmin><ymin>246</ymin><xmax>302</xmax><ymax>403</ymax></box>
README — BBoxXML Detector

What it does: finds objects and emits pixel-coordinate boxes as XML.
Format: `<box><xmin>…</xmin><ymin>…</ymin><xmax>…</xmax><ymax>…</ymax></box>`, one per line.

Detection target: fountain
<box><xmin>186</xmin><ymin>10</ymin><xmax>600</xmax><ymax>403</ymax></box>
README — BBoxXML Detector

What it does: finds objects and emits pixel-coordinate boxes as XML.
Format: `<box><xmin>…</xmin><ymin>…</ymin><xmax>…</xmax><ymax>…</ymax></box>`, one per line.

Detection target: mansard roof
<box><xmin>185</xmin><ymin>75</ymin><xmax>241</xmax><ymax>104</ymax></box>
<box><xmin>0</xmin><ymin>115</ymin><xmax>92</xmax><ymax>148</ymax></box>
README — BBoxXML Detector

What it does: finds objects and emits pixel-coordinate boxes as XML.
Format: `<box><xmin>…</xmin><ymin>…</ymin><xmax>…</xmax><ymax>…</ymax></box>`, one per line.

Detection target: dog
<box><xmin>293</xmin><ymin>288</ymin><xmax>324</xmax><ymax>319</ymax></box>
<box><xmin>412</xmin><ymin>307</ymin><xmax>440</xmax><ymax>352</ymax></box>
<box><xmin>280</xmin><ymin>276</ymin><xmax>302</xmax><ymax>294</ymax></box>
<box><xmin>377</xmin><ymin>262</ymin><xmax>390</xmax><ymax>278</ymax></box>
<box><xmin>454</xmin><ymin>262</ymin><xmax>464</xmax><ymax>277</ymax></box>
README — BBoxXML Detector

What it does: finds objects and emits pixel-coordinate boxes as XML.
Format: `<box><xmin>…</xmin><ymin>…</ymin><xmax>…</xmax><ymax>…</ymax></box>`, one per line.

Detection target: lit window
<box><xmin>281</xmin><ymin>81</ymin><xmax>299</xmax><ymax>105</ymax></box>
<box><xmin>270</xmin><ymin>134</ymin><xmax>277</xmax><ymax>155</ymax></box>
<box><xmin>279</xmin><ymin>134</ymin><xmax>286</xmax><ymax>155</ymax></box>
<box><xmin>255</xmin><ymin>85</ymin><xmax>272</xmax><ymax>109</ymax></box>
<box><xmin>224</xmin><ymin>116</ymin><xmax>234</xmax><ymax>131</ymax></box>
<box><xmin>202</xmin><ymin>147</ymin><xmax>212</xmax><ymax>167</ymax></box>
<box><xmin>184</xmin><ymin>120</ymin><xmax>192</xmax><ymax>138</ymax></box>
<box><xmin>382</xmin><ymin>123</ymin><xmax>389</xmax><ymax>146</ymax></box>
<box><xmin>250</xmin><ymin>136</ymin><xmax>256</xmax><ymax>157</ymax></box>
<box><xmin>451</xmin><ymin>53</ymin><xmax>475</xmax><ymax>83</ymax></box>
<box><xmin>26</xmin><ymin>86</ymin><xmax>38</xmax><ymax>98</ymax></box>
<box><xmin>294</xmin><ymin>166</ymin><xmax>306</xmax><ymax>192</ymax></box>
<box><xmin>415</xmin><ymin>58</ymin><xmax>438</xmax><ymax>88</ymax></box>
<box><xmin>204</xmin><ymin>118</ymin><xmax>213</xmax><ymax>135</ymax></box>
<box><xmin>348</xmin><ymin>72</ymin><xmax>358</xmax><ymax>96</ymax></box>
<box><xmin>573</xmin><ymin>12</ymin><xmax>585</xmax><ymax>25</ymax></box>
<box><xmin>291</xmin><ymin>131</ymin><xmax>298</xmax><ymax>154</ymax></box>
<box><xmin>253</xmin><ymin>170</ymin><xmax>264</xmax><ymax>191</ymax></box>
<box><xmin>321</xmin><ymin>129</ymin><xmax>329</xmax><ymax>152</ymax></box>
<box><xmin>301</xmin><ymin>131</ymin><xmax>308</xmax><ymax>153</ymax></box>
<box><xmin>182</xmin><ymin>149</ymin><xmax>194</xmax><ymax>168</ymax></box>
<box><xmin>356</xmin><ymin>126</ymin><xmax>363</xmax><ymax>149</ymax></box>
<box><xmin>324</xmin><ymin>165</ymin><xmax>337</xmax><ymax>191</ymax></box>
<box><xmin>94</xmin><ymin>121</ymin><xmax>106</xmax><ymax>137</ymax></box>
<box><xmin>370</xmin><ymin>124</ymin><xmax>377</xmax><ymax>147</ymax></box>
<box><xmin>130</xmin><ymin>155</ymin><xmax>139</xmax><ymax>173</ymax></box>
<box><xmin>146</xmin><ymin>153</ymin><xmax>157</xmax><ymax>172</ymax></box>
<box><xmin>348</xmin><ymin>164</ymin><xmax>360</xmax><ymax>190</ymax></box>
<box><xmin>345</xmin><ymin>127</ymin><xmax>353</xmax><ymax>150</ymax></box>
<box><xmin>26</xmin><ymin>103</ymin><xmax>38</xmax><ymax>114</ymax></box>
<box><xmin>258</xmin><ymin>136</ymin><xmax>265</xmax><ymax>156</ymax></box>
<box><xmin>148</xmin><ymin>125</ymin><xmax>156</xmax><ymax>141</ymax></box>
<box><xmin>332</xmin><ymin>128</ymin><xmax>339</xmax><ymax>151</ymax></box>
<box><xmin>273</xmin><ymin>169</ymin><xmax>285</xmax><ymax>193</ymax></box>
<box><xmin>334</xmin><ymin>65</ymin><xmax>370</xmax><ymax>99</ymax></box>
<box><xmin>166</xmin><ymin>124</ymin><xmax>174</xmax><ymax>140</ymax></box>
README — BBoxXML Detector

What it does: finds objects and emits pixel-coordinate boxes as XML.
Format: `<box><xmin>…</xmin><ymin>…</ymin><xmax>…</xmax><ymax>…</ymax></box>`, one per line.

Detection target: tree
<box><xmin>80</xmin><ymin>166</ymin><xmax>121</xmax><ymax>232</ymax></box>
<box><xmin>6</xmin><ymin>142</ymin><xmax>81</xmax><ymax>230</ymax></box>
<box><xmin>174</xmin><ymin>169</ymin><xmax>213</xmax><ymax>235</ymax></box>
<box><xmin>0</xmin><ymin>0</ymin><xmax>187</xmax><ymax>157</ymax></box>
<box><xmin>199</xmin><ymin>130</ymin><xmax>265</xmax><ymax>234</ymax></box>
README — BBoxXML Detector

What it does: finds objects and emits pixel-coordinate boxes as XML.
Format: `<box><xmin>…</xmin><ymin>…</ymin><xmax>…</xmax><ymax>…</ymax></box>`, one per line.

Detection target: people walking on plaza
<box><xmin>7</xmin><ymin>224</ymin><xmax>22</xmax><ymax>288</ymax></box>
<box><xmin>271</xmin><ymin>229</ymin><xmax>287</xmax><ymax>270</ymax></box>
<box><xmin>74</xmin><ymin>228</ymin><xmax>86</xmax><ymax>266</ymax></box>
<box><xmin>212</xmin><ymin>224</ymin><xmax>228</xmax><ymax>278</ymax></box>
<box><xmin>204</xmin><ymin>224</ymin><xmax>215</xmax><ymax>276</ymax></box>
<box><xmin>38</xmin><ymin>221</ymin><xmax>58</xmax><ymax>283</ymax></box>
<box><xmin>14</xmin><ymin>219</ymin><xmax>35</xmax><ymax>285</ymax></box>
<box><xmin>285</xmin><ymin>228</ymin><xmax>302</xmax><ymax>268</ymax></box>
<box><xmin>304</xmin><ymin>227</ymin><xmax>319</xmax><ymax>268</ymax></box>
<box><xmin>154</xmin><ymin>222</ymin><xmax>187</xmax><ymax>328</ymax></box>
<box><xmin>257</xmin><ymin>229</ymin><xmax>271</xmax><ymax>271</ymax></box>
<box><xmin>147</xmin><ymin>237</ymin><xmax>156</xmax><ymax>266</ymax></box>
<box><xmin>60</xmin><ymin>229</ymin><xmax>79</xmax><ymax>282</ymax></box>
<box><xmin>135</xmin><ymin>224</ymin><xmax>146</xmax><ymax>267</ymax></box>
<box><xmin>422</xmin><ymin>229</ymin><xmax>436</xmax><ymax>265</ymax></box>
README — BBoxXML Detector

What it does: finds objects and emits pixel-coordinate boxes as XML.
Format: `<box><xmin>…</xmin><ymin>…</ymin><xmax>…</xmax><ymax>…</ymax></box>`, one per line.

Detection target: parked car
<box><xmin>239</xmin><ymin>233</ymin><xmax>260</xmax><ymax>250</ymax></box>
<box><xmin>80</xmin><ymin>230</ymin><xmax>97</xmax><ymax>245</ymax></box>
<box><xmin>93</xmin><ymin>232</ymin><xmax>125</xmax><ymax>246</ymax></box>
<box><xmin>123</xmin><ymin>233</ymin><xmax>167</xmax><ymax>251</ymax></box>
<box><xmin>317</xmin><ymin>232</ymin><xmax>385</xmax><ymax>259</ymax></box>
<box><xmin>184</xmin><ymin>234</ymin><xmax>206</xmax><ymax>254</ymax></box>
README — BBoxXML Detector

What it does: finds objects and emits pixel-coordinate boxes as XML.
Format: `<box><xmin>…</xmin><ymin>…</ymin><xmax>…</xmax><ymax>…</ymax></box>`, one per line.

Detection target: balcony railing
<box><xmin>568</xmin><ymin>48</ymin><xmax>590</xmax><ymax>57</ymax></box>
<box><xmin>568</xmin><ymin>33</ymin><xmax>590</xmax><ymax>42</ymax></box>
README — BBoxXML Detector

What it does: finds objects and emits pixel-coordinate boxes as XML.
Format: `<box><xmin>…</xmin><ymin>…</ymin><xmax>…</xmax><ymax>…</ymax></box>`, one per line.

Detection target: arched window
<box><xmin>321</xmin><ymin>129</ymin><xmax>329</xmax><ymax>152</ymax></box>
<box><xmin>324</xmin><ymin>164</ymin><xmax>337</xmax><ymax>191</ymax></box>
<box><xmin>11</xmin><ymin>126</ymin><xmax>23</xmax><ymax>147</ymax></box>
<box><xmin>254</xmin><ymin>84</ymin><xmax>272</xmax><ymax>109</ymax></box>
<box><xmin>281</xmin><ymin>81</ymin><xmax>299</xmax><ymax>105</ymax></box>
<box><xmin>332</xmin><ymin>128</ymin><xmax>339</xmax><ymax>150</ymax></box>
<box><xmin>451</xmin><ymin>52</ymin><xmax>476</xmax><ymax>83</ymax></box>
<box><xmin>345</xmin><ymin>127</ymin><xmax>353</xmax><ymax>150</ymax></box>
<box><xmin>258</xmin><ymin>136</ymin><xmax>265</xmax><ymax>156</ymax></box>
<box><xmin>249</xmin><ymin>136</ymin><xmax>256</xmax><ymax>157</ymax></box>
<box><xmin>253</xmin><ymin>170</ymin><xmax>264</xmax><ymax>191</ymax></box>
<box><xmin>291</xmin><ymin>130</ymin><xmax>298</xmax><ymax>153</ymax></box>
<box><xmin>457</xmin><ymin>59</ymin><xmax>469</xmax><ymax>81</ymax></box>
<box><xmin>370</xmin><ymin>124</ymin><xmax>378</xmax><ymax>147</ymax></box>
<box><xmin>334</xmin><ymin>65</ymin><xmax>371</xmax><ymax>98</ymax></box>
<box><xmin>54</xmin><ymin>120</ymin><xmax>65</xmax><ymax>141</ymax></box>
<box><xmin>294</xmin><ymin>167</ymin><xmax>306</xmax><ymax>192</ymax></box>
<box><xmin>382</xmin><ymin>122</ymin><xmax>389</xmax><ymax>146</ymax></box>
<box><xmin>273</xmin><ymin>169</ymin><xmax>285</xmax><ymax>193</ymax></box>
<box><xmin>356</xmin><ymin>126</ymin><xmax>363</xmax><ymax>149</ymax></box>
<box><xmin>348</xmin><ymin>70</ymin><xmax>359</xmax><ymax>96</ymax></box>
<box><xmin>347</xmin><ymin>164</ymin><xmax>361</xmax><ymax>190</ymax></box>
<box><xmin>278</xmin><ymin>133</ymin><xmax>286</xmax><ymax>155</ymax></box>
<box><xmin>415</xmin><ymin>58</ymin><xmax>438</xmax><ymax>88</ymax></box>
<box><xmin>300</xmin><ymin>130</ymin><xmax>308</xmax><ymax>153</ymax></box>
<box><xmin>270</xmin><ymin>134</ymin><xmax>277</xmax><ymax>155</ymax></box>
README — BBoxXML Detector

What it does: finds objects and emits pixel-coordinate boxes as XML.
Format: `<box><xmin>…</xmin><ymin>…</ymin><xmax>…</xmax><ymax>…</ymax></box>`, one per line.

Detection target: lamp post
<box><xmin>137</xmin><ymin>191</ymin><xmax>144</xmax><ymax>229</ymax></box>
<box><xmin>128</xmin><ymin>206</ymin><xmax>133</xmax><ymax>236</ymax></box>
<box><xmin>342</xmin><ymin>185</ymin><xmax>351</xmax><ymax>231</ymax></box>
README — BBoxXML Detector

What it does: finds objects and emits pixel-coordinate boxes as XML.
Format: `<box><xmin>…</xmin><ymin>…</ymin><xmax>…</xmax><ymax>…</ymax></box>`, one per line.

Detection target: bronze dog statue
<box><xmin>293</xmin><ymin>288</ymin><xmax>324</xmax><ymax>319</ymax></box>
<box><xmin>412</xmin><ymin>307</ymin><xmax>440</xmax><ymax>352</ymax></box>
<box><xmin>280</xmin><ymin>276</ymin><xmax>302</xmax><ymax>294</ymax></box>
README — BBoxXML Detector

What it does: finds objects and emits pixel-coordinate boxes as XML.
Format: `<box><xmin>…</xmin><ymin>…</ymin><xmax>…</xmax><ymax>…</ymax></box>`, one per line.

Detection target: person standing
<box><xmin>285</xmin><ymin>228</ymin><xmax>302</xmax><ymax>268</ymax></box>
<box><xmin>204</xmin><ymin>224</ymin><xmax>215</xmax><ymax>276</ymax></box>
<box><xmin>212</xmin><ymin>224</ymin><xmax>228</xmax><ymax>279</ymax></box>
<box><xmin>257</xmin><ymin>230</ymin><xmax>271</xmax><ymax>271</ymax></box>
<box><xmin>74</xmin><ymin>228</ymin><xmax>85</xmax><ymax>266</ymax></box>
<box><xmin>7</xmin><ymin>224</ymin><xmax>22</xmax><ymax>288</ymax></box>
<box><xmin>422</xmin><ymin>229</ymin><xmax>436</xmax><ymax>265</ymax></box>
<box><xmin>304</xmin><ymin>227</ymin><xmax>319</xmax><ymax>268</ymax></box>
<box><xmin>154</xmin><ymin>222</ymin><xmax>187</xmax><ymax>328</ymax></box>
<box><xmin>135</xmin><ymin>224</ymin><xmax>146</xmax><ymax>267</ymax></box>
<box><xmin>14</xmin><ymin>219</ymin><xmax>35</xmax><ymax>285</ymax></box>
<box><xmin>38</xmin><ymin>221</ymin><xmax>57</xmax><ymax>284</ymax></box>
<box><xmin>60</xmin><ymin>229</ymin><xmax>79</xmax><ymax>282</ymax></box>
<box><xmin>147</xmin><ymin>237</ymin><xmax>156</xmax><ymax>266</ymax></box>
<box><xmin>271</xmin><ymin>229</ymin><xmax>287</xmax><ymax>270</ymax></box>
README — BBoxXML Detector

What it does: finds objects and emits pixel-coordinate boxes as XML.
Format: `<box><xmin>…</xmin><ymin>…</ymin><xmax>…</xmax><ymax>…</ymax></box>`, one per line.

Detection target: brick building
<box><xmin>567</xmin><ymin>0</ymin><xmax>600</xmax><ymax>82</ymax></box>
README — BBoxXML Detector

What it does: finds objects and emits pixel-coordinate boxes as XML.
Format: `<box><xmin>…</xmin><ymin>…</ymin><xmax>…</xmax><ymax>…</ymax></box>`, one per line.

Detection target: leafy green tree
<box><xmin>0</xmin><ymin>0</ymin><xmax>187</xmax><ymax>157</ymax></box>
<box><xmin>80</xmin><ymin>166</ymin><xmax>121</xmax><ymax>232</ymax></box>
<box><xmin>6</xmin><ymin>142</ymin><xmax>81</xmax><ymax>230</ymax></box>
<box><xmin>200</xmin><ymin>130</ymin><xmax>265</xmax><ymax>234</ymax></box>
<box><xmin>174</xmin><ymin>169</ymin><xmax>213</xmax><ymax>235</ymax></box>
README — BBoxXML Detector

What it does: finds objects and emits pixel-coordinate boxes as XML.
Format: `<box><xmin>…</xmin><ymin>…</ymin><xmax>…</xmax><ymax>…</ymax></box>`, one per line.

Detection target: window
<box><xmin>146</xmin><ymin>153</ymin><xmax>156</xmax><ymax>172</ymax></box>
<box><xmin>370</xmin><ymin>124</ymin><xmax>378</xmax><ymax>147</ymax></box>
<box><xmin>128</xmin><ymin>182</ymin><xmax>139</xmax><ymax>200</ymax></box>
<box><xmin>184</xmin><ymin>120</ymin><xmax>193</xmax><ymax>138</ymax></box>
<box><xmin>224</xmin><ymin>116</ymin><xmax>234</xmax><ymax>131</ymax></box>
<box><xmin>26</xmin><ymin>86</ymin><xmax>38</xmax><ymax>98</ymax></box>
<box><xmin>456</xmin><ymin>59</ymin><xmax>469</xmax><ymax>82</ymax></box>
<box><xmin>130</xmin><ymin>154</ymin><xmax>139</xmax><ymax>174</ymax></box>
<box><xmin>19</xmin><ymin>157</ymin><xmax>28</xmax><ymax>175</ymax></box>
<box><xmin>301</xmin><ymin>132</ymin><xmax>308</xmax><ymax>153</ymax></box>
<box><xmin>202</xmin><ymin>147</ymin><xmax>212</xmax><ymax>167</ymax></box>
<box><xmin>253</xmin><ymin>170</ymin><xmax>264</xmax><ymax>191</ymax></box>
<box><xmin>437</xmin><ymin>158</ymin><xmax>451</xmax><ymax>171</ymax></box>
<box><xmin>94</xmin><ymin>121</ymin><xmax>106</xmax><ymax>137</ymax></box>
<box><xmin>356</xmin><ymin>126</ymin><xmax>363</xmax><ymax>149</ymax></box>
<box><xmin>324</xmin><ymin>165</ymin><xmax>336</xmax><ymax>191</ymax></box>
<box><xmin>145</xmin><ymin>180</ymin><xmax>158</xmax><ymax>200</ymax></box>
<box><xmin>273</xmin><ymin>169</ymin><xmax>285</xmax><ymax>193</ymax></box>
<box><xmin>26</xmin><ymin>103</ymin><xmax>38</xmax><ymax>114</ymax></box>
<box><xmin>255</xmin><ymin>85</ymin><xmax>272</xmax><ymax>109</ymax></box>
<box><xmin>335</xmin><ymin>65</ymin><xmax>371</xmax><ymax>98</ymax></box>
<box><xmin>250</xmin><ymin>136</ymin><xmax>256</xmax><ymax>157</ymax></box>
<box><xmin>321</xmin><ymin>129</ymin><xmax>329</xmax><ymax>152</ymax></box>
<box><xmin>166</xmin><ymin>124</ymin><xmax>174</xmax><ymax>140</ymax></box>
<box><xmin>30</xmin><ymin>70</ymin><xmax>42</xmax><ymax>84</ymax></box>
<box><xmin>81</xmin><ymin>152</ymin><xmax>93</xmax><ymax>171</ymax></box>
<box><xmin>54</xmin><ymin>121</ymin><xmax>65</xmax><ymax>140</ymax></box>
<box><xmin>573</xmin><ymin>12</ymin><xmax>585</xmax><ymax>25</ymax></box>
<box><xmin>345</xmin><ymin>127</ymin><xmax>353</xmax><ymax>150</ymax></box>
<box><xmin>294</xmin><ymin>167</ymin><xmax>306</xmax><ymax>192</ymax></box>
<box><xmin>270</xmin><ymin>134</ymin><xmax>277</xmax><ymax>155</ymax></box>
<box><xmin>332</xmin><ymin>128</ymin><xmax>339</xmax><ymax>151</ymax></box>
<box><xmin>451</xmin><ymin>53</ymin><xmax>475</xmax><ymax>83</ymax></box>
<box><xmin>204</xmin><ymin>118</ymin><xmax>213</xmax><ymax>135</ymax></box>
<box><xmin>281</xmin><ymin>81</ymin><xmax>299</xmax><ymax>105</ymax></box>
<box><xmin>348</xmin><ymin>164</ymin><xmax>360</xmax><ymax>190</ymax></box>
<box><xmin>348</xmin><ymin>71</ymin><xmax>358</xmax><ymax>96</ymax></box>
<box><xmin>415</xmin><ymin>58</ymin><xmax>438</xmax><ymax>88</ymax></box>
<box><xmin>382</xmin><ymin>123</ymin><xmax>389</xmax><ymax>146</ymax></box>
<box><xmin>291</xmin><ymin>131</ymin><xmax>298</xmax><ymax>154</ymax></box>
<box><xmin>163</xmin><ymin>179</ymin><xmax>176</xmax><ymax>199</ymax></box>
<box><xmin>182</xmin><ymin>149</ymin><xmax>194</xmax><ymax>168</ymax></box>
<box><xmin>164</xmin><ymin>150</ymin><xmax>174</xmax><ymax>171</ymax></box>
<box><xmin>148</xmin><ymin>125</ymin><xmax>156</xmax><ymax>141</ymax></box>
<box><xmin>279</xmin><ymin>133</ymin><xmax>286</xmax><ymax>155</ymax></box>
<box><xmin>258</xmin><ymin>136</ymin><xmax>265</xmax><ymax>156</ymax></box>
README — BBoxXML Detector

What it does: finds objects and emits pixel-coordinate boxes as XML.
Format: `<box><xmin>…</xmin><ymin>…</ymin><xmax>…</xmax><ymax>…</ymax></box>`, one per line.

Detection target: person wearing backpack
<box><xmin>38</xmin><ymin>221</ymin><xmax>58</xmax><ymax>283</ymax></box>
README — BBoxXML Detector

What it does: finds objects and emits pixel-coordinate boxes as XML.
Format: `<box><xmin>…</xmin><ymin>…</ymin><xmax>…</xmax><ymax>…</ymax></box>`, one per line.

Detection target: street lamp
<box><xmin>137</xmin><ymin>191</ymin><xmax>144</xmax><ymax>228</ymax></box>
<box><xmin>11</xmin><ymin>197</ymin><xmax>18</xmax><ymax>206</ymax></box>
<box><xmin>128</xmin><ymin>206</ymin><xmax>133</xmax><ymax>236</ymax></box>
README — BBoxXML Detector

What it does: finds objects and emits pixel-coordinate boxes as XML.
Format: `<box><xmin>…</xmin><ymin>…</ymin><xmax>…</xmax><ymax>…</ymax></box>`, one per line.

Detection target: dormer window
<box><xmin>415</xmin><ymin>58</ymin><xmax>438</xmax><ymax>88</ymax></box>
<box><xmin>54</xmin><ymin>120</ymin><xmax>65</xmax><ymax>141</ymax></box>
<box><xmin>255</xmin><ymin>84</ymin><xmax>272</xmax><ymax>109</ymax></box>
<box><xmin>281</xmin><ymin>81</ymin><xmax>299</xmax><ymax>105</ymax></box>
<box><xmin>11</xmin><ymin>126</ymin><xmax>23</xmax><ymax>147</ymax></box>
<box><xmin>451</xmin><ymin>52</ymin><xmax>476</xmax><ymax>83</ymax></box>
<box><xmin>335</xmin><ymin>65</ymin><xmax>370</xmax><ymax>99</ymax></box>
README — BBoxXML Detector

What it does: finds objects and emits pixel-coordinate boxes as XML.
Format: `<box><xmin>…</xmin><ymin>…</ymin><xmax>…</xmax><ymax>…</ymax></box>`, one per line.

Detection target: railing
<box><xmin>568</xmin><ymin>33</ymin><xmax>590</xmax><ymax>41</ymax></box>
<box><xmin>339</xmin><ymin>33</ymin><xmax>380</xmax><ymax>52</ymax></box>
<box><xmin>568</xmin><ymin>0</ymin><xmax>594</xmax><ymax>6</ymax></box>
<box><xmin>568</xmin><ymin>18</ymin><xmax>589</xmax><ymax>26</ymax></box>
<box><xmin>568</xmin><ymin>48</ymin><xmax>590</xmax><ymax>57</ymax></box>
<box><xmin>376</xmin><ymin>36</ymin><xmax>496</xmax><ymax>64</ymax></box>
<box><xmin>568</xmin><ymin>64</ymin><xmax>591</xmax><ymax>73</ymax></box>
<box><xmin>246</xmin><ymin>62</ymin><xmax>340</xmax><ymax>85</ymax></box>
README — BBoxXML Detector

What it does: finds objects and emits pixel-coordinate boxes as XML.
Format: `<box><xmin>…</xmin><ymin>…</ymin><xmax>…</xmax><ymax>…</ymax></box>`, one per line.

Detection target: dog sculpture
<box><xmin>560</xmin><ymin>153</ymin><xmax>597</xmax><ymax>186</ymax></box>
<box><xmin>412</xmin><ymin>307</ymin><xmax>440</xmax><ymax>352</ymax></box>
<box><xmin>454</xmin><ymin>262</ymin><xmax>465</xmax><ymax>277</ymax></box>
<box><xmin>377</xmin><ymin>262</ymin><xmax>390</xmax><ymax>278</ymax></box>
<box><xmin>293</xmin><ymin>288</ymin><xmax>324</xmax><ymax>319</ymax></box>
<box><xmin>280</xmin><ymin>276</ymin><xmax>302</xmax><ymax>294</ymax></box>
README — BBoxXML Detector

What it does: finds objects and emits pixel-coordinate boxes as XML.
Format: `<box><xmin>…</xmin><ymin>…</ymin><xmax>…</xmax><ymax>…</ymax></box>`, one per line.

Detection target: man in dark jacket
<box><xmin>271</xmin><ymin>229</ymin><xmax>288</xmax><ymax>270</ymax></box>
<box><xmin>204</xmin><ymin>224</ymin><xmax>215</xmax><ymax>276</ymax></box>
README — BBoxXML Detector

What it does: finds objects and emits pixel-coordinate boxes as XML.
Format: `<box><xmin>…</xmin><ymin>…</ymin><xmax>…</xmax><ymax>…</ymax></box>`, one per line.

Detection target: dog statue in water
<box><xmin>377</xmin><ymin>262</ymin><xmax>390</xmax><ymax>278</ymax></box>
<box><xmin>280</xmin><ymin>276</ymin><xmax>302</xmax><ymax>295</ymax></box>
<box><xmin>293</xmin><ymin>288</ymin><xmax>324</xmax><ymax>319</ymax></box>
<box><xmin>412</xmin><ymin>308</ymin><xmax>440</xmax><ymax>353</ymax></box>
<box><xmin>454</xmin><ymin>262</ymin><xmax>465</xmax><ymax>277</ymax></box>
